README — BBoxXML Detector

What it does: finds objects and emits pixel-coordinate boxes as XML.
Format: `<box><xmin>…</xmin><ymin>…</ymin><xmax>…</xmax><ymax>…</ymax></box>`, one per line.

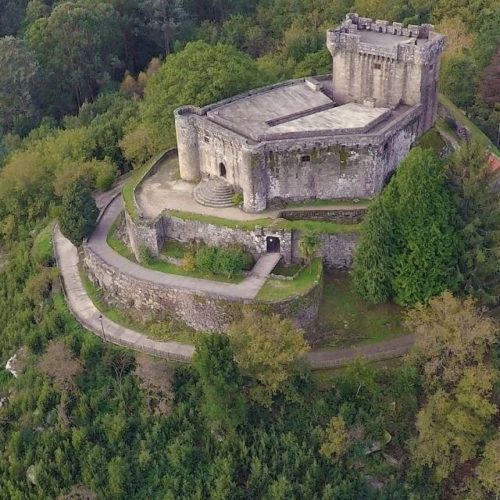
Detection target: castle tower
<box><xmin>327</xmin><ymin>13</ymin><xmax>446</xmax><ymax>132</ymax></box>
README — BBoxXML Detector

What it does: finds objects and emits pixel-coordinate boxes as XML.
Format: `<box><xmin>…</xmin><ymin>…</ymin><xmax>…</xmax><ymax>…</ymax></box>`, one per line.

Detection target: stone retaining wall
<box><xmin>278</xmin><ymin>207</ymin><xmax>367</xmax><ymax>223</ymax></box>
<box><xmin>124</xmin><ymin>209</ymin><xmax>359</xmax><ymax>269</ymax></box>
<box><xmin>82</xmin><ymin>244</ymin><xmax>322</xmax><ymax>333</ymax></box>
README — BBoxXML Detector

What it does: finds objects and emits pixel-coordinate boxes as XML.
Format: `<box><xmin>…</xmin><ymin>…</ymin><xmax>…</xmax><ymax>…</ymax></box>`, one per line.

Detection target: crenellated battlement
<box><xmin>337</xmin><ymin>12</ymin><xmax>436</xmax><ymax>40</ymax></box>
<box><xmin>327</xmin><ymin>12</ymin><xmax>445</xmax><ymax>64</ymax></box>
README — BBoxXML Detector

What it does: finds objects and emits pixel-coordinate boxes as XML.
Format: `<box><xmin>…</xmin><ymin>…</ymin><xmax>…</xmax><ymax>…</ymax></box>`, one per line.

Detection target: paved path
<box><xmin>88</xmin><ymin>196</ymin><xmax>281</xmax><ymax>300</ymax></box>
<box><xmin>305</xmin><ymin>334</ymin><xmax>415</xmax><ymax>369</ymax></box>
<box><xmin>54</xmin><ymin>190</ymin><xmax>415</xmax><ymax>368</ymax></box>
<box><xmin>54</xmin><ymin>225</ymin><xmax>195</xmax><ymax>362</ymax></box>
<box><xmin>56</xmin><ymin>223</ymin><xmax>414</xmax><ymax>367</ymax></box>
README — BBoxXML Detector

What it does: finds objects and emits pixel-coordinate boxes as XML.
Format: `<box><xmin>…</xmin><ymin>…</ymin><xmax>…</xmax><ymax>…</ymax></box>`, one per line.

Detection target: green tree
<box><xmin>446</xmin><ymin>141</ymin><xmax>500</xmax><ymax>305</ymax></box>
<box><xmin>193</xmin><ymin>334</ymin><xmax>246</xmax><ymax>433</ymax></box>
<box><xmin>410</xmin><ymin>365</ymin><xmax>497</xmax><ymax>482</ymax></box>
<box><xmin>440</xmin><ymin>54</ymin><xmax>476</xmax><ymax>110</ymax></box>
<box><xmin>406</xmin><ymin>292</ymin><xmax>496</xmax><ymax>389</ymax></box>
<box><xmin>352</xmin><ymin>199</ymin><xmax>395</xmax><ymax>303</ymax></box>
<box><xmin>228</xmin><ymin>310</ymin><xmax>309</xmax><ymax>404</ymax></box>
<box><xmin>0</xmin><ymin>0</ymin><xmax>28</xmax><ymax>36</ymax></box>
<box><xmin>353</xmin><ymin>147</ymin><xmax>457</xmax><ymax>305</ymax></box>
<box><xmin>390</xmin><ymin>148</ymin><xmax>457</xmax><ymax>305</ymax></box>
<box><xmin>142</xmin><ymin>0</ymin><xmax>186</xmax><ymax>56</ymax></box>
<box><xmin>139</xmin><ymin>41</ymin><xmax>267</xmax><ymax>149</ymax></box>
<box><xmin>26</xmin><ymin>1</ymin><xmax>121</xmax><ymax>113</ymax></box>
<box><xmin>59</xmin><ymin>180</ymin><xmax>99</xmax><ymax>246</ymax></box>
<box><xmin>476</xmin><ymin>433</ymin><xmax>500</xmax><ymax>496</ymax></box>
<box><xmin>293</xmin><ymin>48</ymin><xmax>332</xmax><ymax>78</ymax></box>
<box><xmin>320</xmin><ymin>416</ymin><xmax>350</xmax><ymax>462</ymax></box>
<box><xmin>0</xmin><ymin>37</ymin><xmax>39</xmax><ymax>134</ymax></box>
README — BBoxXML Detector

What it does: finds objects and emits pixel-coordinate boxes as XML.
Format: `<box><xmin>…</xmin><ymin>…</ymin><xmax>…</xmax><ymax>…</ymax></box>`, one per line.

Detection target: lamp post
<box><xmin>98</xmin><ymin>314</ymin><xmax>106</xmax><ymax>342</ymax></box>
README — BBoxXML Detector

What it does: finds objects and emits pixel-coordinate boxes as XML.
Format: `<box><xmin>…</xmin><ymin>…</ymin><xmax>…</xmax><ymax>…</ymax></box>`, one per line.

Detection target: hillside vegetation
<box><xmin>0</xmin><ymin>1</ymin><xmax>498</xmax><ymax>498</ymax></box>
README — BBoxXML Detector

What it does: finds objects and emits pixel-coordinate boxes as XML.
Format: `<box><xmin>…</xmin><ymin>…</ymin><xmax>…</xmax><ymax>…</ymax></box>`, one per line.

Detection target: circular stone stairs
<box><xmin>193</xmin><ymin>178</ymin><xmax>235</xmax><ymax>208</ymax></box>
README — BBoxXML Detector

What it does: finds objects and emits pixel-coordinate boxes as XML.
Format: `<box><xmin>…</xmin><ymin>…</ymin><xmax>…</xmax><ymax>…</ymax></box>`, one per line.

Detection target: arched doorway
<box><xmin>266</xmin><ymin>236</ymin><xmax>280</xmax><ymax>253</ymax></box>
<box><xmin>219</xmin><ymin>162</ymin><xmax>227</xmax><ymax>178</ymax></box>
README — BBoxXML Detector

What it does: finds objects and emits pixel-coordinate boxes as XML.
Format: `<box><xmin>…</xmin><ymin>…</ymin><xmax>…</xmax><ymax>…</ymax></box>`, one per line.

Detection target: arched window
<box><xmin>219</xmin><ymin>162</ymin><xmax>227</xmax><ymax>177</ymax></box>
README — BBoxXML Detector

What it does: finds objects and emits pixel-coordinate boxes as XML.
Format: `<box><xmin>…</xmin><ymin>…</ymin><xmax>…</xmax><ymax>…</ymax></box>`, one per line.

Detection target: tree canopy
<box><xmin>59</xmin><ymin>180</ymin><xmax>99</xmax><ymax>246</ymax></box>
<box><xmin>139</xmin><ymin>41</ymin><xmax>267</xmax><ymax>149</ymax></box>
<box><xmin>353</xmin><ymin>147</ymin><xmax>457</xmax><ymax>306</ymax></box>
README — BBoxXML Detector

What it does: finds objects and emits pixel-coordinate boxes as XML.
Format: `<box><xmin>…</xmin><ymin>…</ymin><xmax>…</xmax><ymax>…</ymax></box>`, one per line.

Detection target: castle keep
<box><xmin>81</xmin><ymin>14</ymin><xmax>448</xmax><ymax>334</ymax></box>
<box><xmin>175</xmin><ymin>13</ymin><xmax>445</xmax><ymax>212</ymax></box>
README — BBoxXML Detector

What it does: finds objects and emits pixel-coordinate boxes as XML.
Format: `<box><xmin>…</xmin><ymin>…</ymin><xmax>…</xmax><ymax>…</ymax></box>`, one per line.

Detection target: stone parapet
<box><xmin>123</xmin><ymin>207</ymin><xmax>360</xmax><ymax>270</ymax></box>
<box><xmin>82</xmin><ymin>243</ymin><xmax>321</xmax><ymax>333</ymax></box>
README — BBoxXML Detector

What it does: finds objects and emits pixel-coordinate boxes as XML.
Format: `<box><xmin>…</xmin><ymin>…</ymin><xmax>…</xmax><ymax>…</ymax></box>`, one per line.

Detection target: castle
<box><xmin>81</xmin><ymin>15</ymin><xmax>447</xmax><ymax>334</ymax></box>
<box><xmin>175</xmin><ymin>13</ymin><xmax>445</xmax><ymax>212</ymax></box>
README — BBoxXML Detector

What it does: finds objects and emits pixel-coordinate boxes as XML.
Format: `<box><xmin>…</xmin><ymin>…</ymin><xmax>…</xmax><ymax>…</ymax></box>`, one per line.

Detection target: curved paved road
<box><xmin>88</xmin><ymin>196</ymin><xmax>280</xmax><ymax>300</ymax></box>
<box><xmin>56</xmin><ymin>208</ymin><xmax>415</xmax><ymax>367</ymax></box>
<box><xmin>54</xmin><ymin>225</ymin><xmax>194</xmax><ymax>362</ymax></box>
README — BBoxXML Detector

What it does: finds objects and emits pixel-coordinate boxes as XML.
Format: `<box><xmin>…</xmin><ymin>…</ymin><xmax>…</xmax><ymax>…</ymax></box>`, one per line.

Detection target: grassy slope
<box><xmin>439</xmin><ymin>94</ymin><xmax>500</xmax><ymax>156</ymax></box>
<box><xmin>416</xmin><ymin>126</ymin><xmax>447</xmax><ymax>154</ymax></box>
<box><xmin>257</xmin><ymin>259</ymin><xmax>322</xmax><ymax>301</ymax></box>
<box><xmin>32</xmin><ymin>222</ymin><xmax>54</xmax><ymax>263</ymax></box>
<box><xmin>316</xmin><ymin>271</ymin><xmax>405</xmax><ymax>348</ymax></box>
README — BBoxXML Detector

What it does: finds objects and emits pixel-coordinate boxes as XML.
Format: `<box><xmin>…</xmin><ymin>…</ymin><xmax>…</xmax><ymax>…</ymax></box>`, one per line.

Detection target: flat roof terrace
<box><xmin>206</xmin><ymin>80</ymin><xmax>392</xmax><ymax>142</ymax></box>
<box><xmin>359</xmin><ymin>30</ymin><xmax>412</xmax><ymax>47</ymax></box>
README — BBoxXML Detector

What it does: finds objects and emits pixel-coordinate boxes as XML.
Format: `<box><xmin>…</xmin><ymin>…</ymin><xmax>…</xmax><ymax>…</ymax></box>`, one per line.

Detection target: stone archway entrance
<box><xmin>266</xmin><ymin>236</ymin><xmax>280</xmax><ymax>253</ymax></box>
<box><xmin>219</xmin><ymin>162</ymin><xmax>227</xmax><ymax>177</ymax></box>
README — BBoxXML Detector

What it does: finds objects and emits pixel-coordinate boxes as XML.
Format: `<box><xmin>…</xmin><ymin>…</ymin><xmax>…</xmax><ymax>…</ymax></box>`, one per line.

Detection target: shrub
<box><xmin>59</xmin><ymin>180</ymin><xmax>99</xmax><ymax>246</ymax></box>
<box><xmin>194</xmin><ymin>245</ymin><xmax>219</xmax><ymax>274</ymax></box>
<box><xmin>182</xmin><ymin>252</ymin><xmax>196</xmax><ymax>272</ymax></box>
<box><xmin>231</xmin><ymin>192</ymin><xmax>243</xmax><ymax>206</ymax></box>
<box><xmin>194</xmin><ymin>244</ymin><xmax>246</xmax><ymax>278</ymax></box>
<box><xmin>139</xmin><ymin>246</ymin><xmax>154</xmax><ymax>265</ymax></box>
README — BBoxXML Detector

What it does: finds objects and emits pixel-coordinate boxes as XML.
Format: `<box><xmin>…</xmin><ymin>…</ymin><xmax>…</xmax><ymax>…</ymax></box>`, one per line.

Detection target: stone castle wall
<box><xmin>327</xmin><ymin>13</ymin><xmax>445</xmax><ymax>114</ymax></box>
<box><xmin>178</xmin><ymin>101</ymin><xmax>421</xmax><ymax>212</ymax></box>
<box><xmin>253</xmin><ymin>109</ymin><xmax>421</xmax><ymax>208</ymax></box>
<box><xmin>82</xmin><ymin>243</ymin><xmax>322</xmax><ymax>333</ymax></box>
<box><xmin>124</xmin><ymin>206</ymin><xmax>359</xmax><ymax>270</ymax></box>
<box><xmin>159</xmin><ymin>214</ymin><xmax>294</xmax><ymax>263</ymax></box>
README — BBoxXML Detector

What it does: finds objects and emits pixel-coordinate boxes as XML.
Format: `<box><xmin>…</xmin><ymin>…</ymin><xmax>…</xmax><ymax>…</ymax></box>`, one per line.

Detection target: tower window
<box><xmin>374</xmin><ymin>63</ymin><xmax>381</xmax><ymax>69</ymax></box>
<box><xmin>429</xmin><ymin>64</ymin><xmax>434</xmax><ymax>70</ymax></box>
<box><xmin>301</xmin><ymin>155</ymin><xmax>311</xmax><ymax>163</ymax></box>
<box><xmin>204</xmin><ymin>136</ymin><xmax>210</xmax><ymax>143</ymax></box>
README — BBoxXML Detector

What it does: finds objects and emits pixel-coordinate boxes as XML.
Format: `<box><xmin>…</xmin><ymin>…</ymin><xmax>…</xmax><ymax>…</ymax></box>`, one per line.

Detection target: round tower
<box><xmin>174</xmin><ymin>107</ymin><xmax>200</xmax><ymax>182</ymax></box>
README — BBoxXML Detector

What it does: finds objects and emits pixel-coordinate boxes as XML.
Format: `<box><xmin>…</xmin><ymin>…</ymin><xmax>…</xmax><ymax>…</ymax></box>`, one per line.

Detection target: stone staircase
<box><xmin>193</xmin><ymin>178</ymin><xmax>235</xmax><ymax>208</ymax></box>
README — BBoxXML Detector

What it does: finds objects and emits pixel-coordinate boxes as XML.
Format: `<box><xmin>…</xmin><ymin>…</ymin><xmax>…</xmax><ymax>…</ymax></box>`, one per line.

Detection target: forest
<box><xmin>0</xmin><ymin>0</ymin><xmax>499</xmax><ymax>498</ymax></box>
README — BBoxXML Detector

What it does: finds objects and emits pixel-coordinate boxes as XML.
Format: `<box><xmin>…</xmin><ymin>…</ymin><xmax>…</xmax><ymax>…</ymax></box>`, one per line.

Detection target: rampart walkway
<box><xmin>53</xmin><ymin>225</ymin><xmax>194</xmax><ymax>362</ymax></box>
<box><xmin>87</xmin><ymin>196</ymin><xmax>280</xmax><ymax>300</ymax></box>
<box><xmin>54</xmin><ymin>189</ymin><xmax>415</xmax><ymax>367</ymax></box>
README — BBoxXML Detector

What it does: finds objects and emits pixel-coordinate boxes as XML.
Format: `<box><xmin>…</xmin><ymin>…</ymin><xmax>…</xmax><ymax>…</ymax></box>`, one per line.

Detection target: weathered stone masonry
<box><xmin>124</xmin><ymin>209</ymin><xmax>359</xmax><ymax>270</ymax></box>
<box><xmin>174</xmin><ymin>13</ymin><xmax>445</xmax><ymax>213</ymax></box>
<box><xmin>82</xmin><ymin>243</ymin><xmax>322</xmax><ymax>333</ymax></box>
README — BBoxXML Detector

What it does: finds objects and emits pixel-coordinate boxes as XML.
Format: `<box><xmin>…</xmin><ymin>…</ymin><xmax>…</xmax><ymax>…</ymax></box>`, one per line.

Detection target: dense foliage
<box><xmin>446</xmin><ymin>141</ymin><xmax>500</xmax><ymax>305</ymax></box>
<box><xmin>0</xmin><ymin>1</ymin><xmax>498</xmax><ymax>497</ymax></box>
<box><xmin>59</xmin><ymin>180</ymin><xmax>99</xmax><ymax>246</ymax></box>
<box><xmin>353</xmin><ymin>147</ymin><xmax>457</xmax><ymax>306</ymax></box>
